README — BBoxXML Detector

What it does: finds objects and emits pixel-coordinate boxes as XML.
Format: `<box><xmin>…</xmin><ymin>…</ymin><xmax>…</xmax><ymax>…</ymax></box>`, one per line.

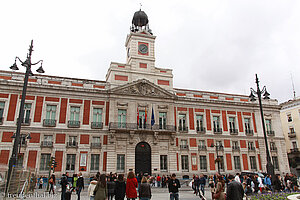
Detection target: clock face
<box><xmin>138</xmin><ymin>43</ymin><xmax>148</xmax><ymax>54</ymax></box>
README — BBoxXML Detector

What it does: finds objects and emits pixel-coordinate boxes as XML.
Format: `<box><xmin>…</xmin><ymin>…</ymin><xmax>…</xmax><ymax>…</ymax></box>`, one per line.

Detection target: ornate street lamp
<box><xmin>5</xmin><ymin>40</ymin><xmax>44</xmax><ymax>196</ymax></box>
<box><xmin>211</xmin><ymin>143</ymin><xmax>223</xmax><ymax>174</ymax></box>
<box><xmin>249</xmin><ymin>74</ymin><xmax>274</xmax><ymax>176</ymax></box>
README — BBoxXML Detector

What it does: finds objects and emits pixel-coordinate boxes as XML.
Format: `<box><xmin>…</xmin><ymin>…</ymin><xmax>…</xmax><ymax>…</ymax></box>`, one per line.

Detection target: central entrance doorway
<box><xmin>135</xmin><ymin>142</ymin><xmax>151</xmax><ymax>175</ymax></box>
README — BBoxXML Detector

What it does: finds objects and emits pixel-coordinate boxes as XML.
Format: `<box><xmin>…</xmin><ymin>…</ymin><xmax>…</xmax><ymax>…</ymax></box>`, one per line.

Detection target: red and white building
<box><xmin>0</xmin><ymin>10</ymin><xmax>289</xmax><ymax>177</ymax></box>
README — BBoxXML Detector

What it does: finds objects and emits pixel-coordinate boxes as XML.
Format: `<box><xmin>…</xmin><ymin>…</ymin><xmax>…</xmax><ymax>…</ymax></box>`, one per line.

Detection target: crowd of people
<box><xmin>191</xmin><ymin>172</ymin><xmax>299</xmax><ymax>200</ymax></box>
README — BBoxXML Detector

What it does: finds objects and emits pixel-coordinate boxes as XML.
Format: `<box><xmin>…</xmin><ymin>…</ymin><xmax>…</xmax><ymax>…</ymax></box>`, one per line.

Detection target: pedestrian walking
<box><xmin>226</xmin><ymin>175</ymin><xmax>244</xmax><ymax>200</ymax></box>
<box><xmin>94</xmin><ymin>174</ymin><xmax>108</xmax><ymax>200</ymax></box>
<box><xmin>168</xmin><ymin>173</ymin><xmax>181</xmax><ymax>200</ymax></box>
<box><xmin>156</xmin><ymin>174</ymin><xmax>161</xmax><ymax>187</ymax></box>
<box><xmin>126</xmin><ymin>171</ymin><xmax>138</xmax><ymax>200</ymax></box>
<box><xmin>138</xmin><ymin>176</ymin><xmax>151</xmax><ymax>200</ymax></box>
<box><xmin>88</xmin><ymin>177</ymin><xmax>98</xmax><ymax>200</ymax></box>
<box><xmin>39</xmin><ymin>176</ymin><xmax>43</xmax><ymax>189</ymax></box>
<box><xmin>60</xmin><ymin>173</ymin><xmax>69</xmax><ymax>200</ymax></box>
<box><xmin>107</xmin><ymin>177</ymin><xmax>116</xmax><ymax>200</ymax></box>
<box><xmin>115</xmin><ymin>174</ymin><xmax>126</xmax><ymax>200</ymax></box>
<box><xmin>212</xmin><ymin>175</ymin><xmax>225</xmax><ymax>200</ymax></box>
<box><xmin>76</xmin><ymin>172</ymin><xmax>84</xmax><ymax>200</ymax></box>
<box><xmin>49</xmin><ymin>174</ymin><xmax>55</xmax><ymax>194</ymax></box>
<box><xmin>199</xmin><ymin>174</ymin><xmax>206</xmax><ymax>196</ymax></box>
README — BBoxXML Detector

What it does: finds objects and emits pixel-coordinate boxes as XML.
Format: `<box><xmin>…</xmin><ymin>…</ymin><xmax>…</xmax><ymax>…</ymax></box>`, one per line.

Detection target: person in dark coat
<box><xmin>168</xmin><ymin>173</ymin><xmax>181</xmax><ymax>200</ymax></box>
<box><xmin>76</xmin><ymin>172</ymin><xmax>84</xmax><ymax>200</ymax></box>
<box><xmin>107</xmin><ymin>177</ymin><xmax>116</xmax><ymax>200</ymax></box>
<box><xmin>60</xmin><ymin>173</ymin><xmax>69</xmax><ymax>200</ymax></box>
<box><xmin>139</xmin><ymin>176</ymin><xmax>151</xmax><ymax>200</ymax></box>
<box><xmin>226</xmin><ymin>175</ymin><xmax>244</xmax><ymax>200</ymax></box>
<box><xmin>114</xmin><ymin>174</ymin><xmax>126</xmax><ymax>200</ymax></box>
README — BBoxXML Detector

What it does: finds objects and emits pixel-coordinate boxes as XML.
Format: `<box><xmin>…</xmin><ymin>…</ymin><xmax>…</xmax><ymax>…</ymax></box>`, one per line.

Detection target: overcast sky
<box><xmin>1</xmin><ymin>0</ymin><xmax>299</xmax><ymax>103</ymax></box>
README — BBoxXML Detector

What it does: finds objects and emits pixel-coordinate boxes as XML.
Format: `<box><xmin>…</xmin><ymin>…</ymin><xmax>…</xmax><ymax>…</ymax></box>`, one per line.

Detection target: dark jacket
<box><xmin>107</xmin><ymin>181</ymin><xmax>116</xmax><ymax>195</ymax></box>
<box><xmin>76</xmin><ymin>176</ymin><xmax>84</xmax><ymax>189</ymax></box>
<box><xmin>199</xmin><ymin>177</ymin><xmax>206</xmax><ymax>185</ymax></box>
<box><xmin>139</xmin><ymin>182</ymin><xmax>151</xmax><ymax>198</ymax></box>
<box><xmin>115</xmin><ymin>180</ymin><xmax>126</xmax><ymax>200</ymax></box>
<box><xmin>168</xmin><ymin>178</ymin><xmax>181</xmax><ymax>193</ymax></box>
<box><xmin>60</xmin><ymin>175</ymin><xmax>68</xmax><ymax>189</ymax></box>
<box><xmin>226</xmin><ymin>180</ymin><xmax>244</xmax><ymax>200</ymax></box>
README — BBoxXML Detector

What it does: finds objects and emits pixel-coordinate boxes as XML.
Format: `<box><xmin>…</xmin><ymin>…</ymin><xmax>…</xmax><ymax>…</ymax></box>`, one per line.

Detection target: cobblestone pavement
<box><xmin>3</xmin><ymin>186</ymin><xmax>213</xmax><ymax>200</ymax></box>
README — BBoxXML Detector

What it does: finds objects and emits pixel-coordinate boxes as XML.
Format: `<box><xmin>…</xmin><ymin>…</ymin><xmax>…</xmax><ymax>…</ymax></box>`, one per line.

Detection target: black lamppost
<box><xmin>5</xmin><ymin>40</ymin><xmax>44</xmax><ymax>196</ymax></box>
<box><xmin>211</xmin><ymin>143</ymin><xmax>223</xmax><ymax>174</ymax></box>
<box><xmin>249</xmin><ymin>74</ymin><xmax>274</xmax><ymax>176</ymax></box>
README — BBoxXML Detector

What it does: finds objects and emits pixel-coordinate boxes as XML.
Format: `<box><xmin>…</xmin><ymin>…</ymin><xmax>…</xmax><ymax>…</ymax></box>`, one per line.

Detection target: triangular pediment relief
<box><xmin>109</xmin><ymin>79</ymin><xmax>176</xmax><ymax>99</ymax></box>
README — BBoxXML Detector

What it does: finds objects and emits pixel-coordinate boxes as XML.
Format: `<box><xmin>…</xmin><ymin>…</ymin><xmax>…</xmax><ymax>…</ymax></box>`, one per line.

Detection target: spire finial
<box><xmin>291</xmin><ymin>73</ymin><xmax>296</xmax><ymax>99</ymax></box>
<box><xmin>140</xmin><ymin>3</ymin><xmax>142</xmax><ymax>10</ymax></box>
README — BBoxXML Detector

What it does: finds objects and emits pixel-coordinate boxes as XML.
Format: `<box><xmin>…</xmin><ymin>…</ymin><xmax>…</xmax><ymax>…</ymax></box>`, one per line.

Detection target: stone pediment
<box><xmin>109</xmin><ymin>79</ymin><xmax>176</xmax><ymax>99</ymax></box>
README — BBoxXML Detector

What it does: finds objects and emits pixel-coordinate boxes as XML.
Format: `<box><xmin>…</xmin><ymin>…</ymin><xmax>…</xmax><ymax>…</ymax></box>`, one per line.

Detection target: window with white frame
<box><xmin>196</xmin><ymin>115</ymin><xmax>204</xmax><ymax>131</ymax></box>
<box><xmin>23</xmin><ymin>103</ymin><xmax>31</xmax><ymax>123</ymax></box>
<box><xmin>117</xmin><ymin>154</ymin><xmax>125</xmax><ymax>171</ymax></box>
<box><xmin>249</xmin><ymin>156</ymin><xmax>257</xmax><ymax>170</ymax></box>
<box><xmin>160</xmin><ymin>155</ymin><xmax>168</xmax><ymax>171</ymax></box>
<box><xmin>229</xmin><ymin>117</ymin><xmax>236</xmax><ymax>132</ymax></box>
<box><xmin>287</xmin><ymin>114</ymin><xmax>292</xmax><ymax>122</ymax></box>
<box><xmin>46</xmin><ymin>105</ymin><xmax>57</xmax><ymax>120</ymax></box>
<box><xmin>292</xmin><ymin>141</ymin><xmax>297</xmax><ymax>149</ymax></box>
<box><xmin>178</xmin><ymin>114</ymin><xmax>187</xmax><ymax>131</ymax></box>
<box><xmin>198</xmin><ymin>140</ymin><xmax>205</xmax><ymax>148</ymax></box>
<box><xmin>69</xmin><ymin>136</ymin><xmax>77</xmax><ymax>146</ymax></box>
<box><xmin>159</xmin><ymin>112</ymin><xmax>167</xmax><ymax>129</ymax></box>
<box><xmin>90</xmin><ymin>154</ymin><xmax>100</xmax><ymax>171</ymax></box>
<box><xmin>234</xmin><ymin>156</ymin><xmax>241</xmax><ymax>170</ymax></box>
<box><xmin>265</xmin><ymin>119</ymin><xmax>272</xmax><ymax>132</ymax></box>
<box><xmin>40</xmin><ymin>154</ymin><xmax>51</xmax><ymax>171</ymax></box>
<box><xmin>248</xmin><ymin>141</ymin><xmax>255</xmax><ymax>150</ymax></box>
<box><xmin>180</xmin><ymin>140</ymin><xmax>188</xmax><ymax>149</ymax></box>
<box><xmin>138</xmin><ymin>110</ymin><xmax>146</xmax><ymax>128</ymax></box>
<box><xmin>213</xmin><ymin>116</ymin><xmax>221</xmax><ymax>131</ymax></box>
<box><xmin>0</xmin><ymin>102</ymin><xmax>5</xmax><ymax>121</ymax></box>
<box><xmin>181</xmin><ymin>155</ymin><xmax>189</xmax><ymax>171</ymax></box>
<box><xmin>66</xmin><ymin>154</ymin><xmax>76</xmax><ymax>171</ymax></box>
<box><xmin>244</xmin><ymin>118</ymin><xmax>251</xmax><ymax>132</ymax></box>
<box><xmin>93</xmin><ymin>108</ymin><xmax>102</xmax><ymax>123</ymax></box>
<box><xmin>272</xmin><ymin>156</ymin><xmax>279</xmax><ymax>170</ymax></box>
<box><xmin>199</xmin><ymin>155</ymin><xmax>207</xmax><ymax>170</ymax></box>
<box><xmin>270</xmin><ymin>142</ymin><xmax>276</xmax><ymax>150</ymax></box>
<box><xmin>70</xmin><ymin>106</ymin><xmax>80</xmax><ymax>121</ymax></box>
<box><xmin>118</xmin><ymin>109</ymin><xmax>126</xmax><ymax>128</ymax></box>
<box><xmin>232</xmin><ymin>141</ymin><xmax>239</xmax><ymax>150</ymax></box>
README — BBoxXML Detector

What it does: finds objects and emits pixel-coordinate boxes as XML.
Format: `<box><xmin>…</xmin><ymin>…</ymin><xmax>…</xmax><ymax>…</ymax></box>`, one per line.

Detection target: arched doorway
<box><xmin>135</xmin><ymin>142</ymin><xmax>151</xmax><ymax>175</ymax></box>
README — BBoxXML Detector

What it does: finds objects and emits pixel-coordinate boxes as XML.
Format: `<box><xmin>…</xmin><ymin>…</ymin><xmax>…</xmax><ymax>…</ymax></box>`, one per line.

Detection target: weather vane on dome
<box><xmin>140</xmin><ymin>3</ymin><xmax>142</xmax><ymax>10</ymax></box>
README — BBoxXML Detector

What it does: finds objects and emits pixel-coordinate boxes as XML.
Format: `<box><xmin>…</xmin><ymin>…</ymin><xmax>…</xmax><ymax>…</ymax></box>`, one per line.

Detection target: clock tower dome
<box><xmin>106</xmin><ymin>10</ymin><xmax>173</xmax><ymax>90</ymax></box>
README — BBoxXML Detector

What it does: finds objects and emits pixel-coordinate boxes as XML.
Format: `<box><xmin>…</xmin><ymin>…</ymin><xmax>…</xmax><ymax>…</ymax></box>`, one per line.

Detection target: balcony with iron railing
<box><xmin>288</xmin><ymin>131</ymin><xmax>296</xmax><ymax>138</ymax></box>
<box><xmin>90</xmin><ymin>143</ymin><xmax>102</xmax><ymax>148</ymax></box>
<box><xmin>68</xmin><ymin>120</ymin><xmax>80</xmax><ymax>128</ymax></box>
<box><xmin>290</xmin><ymin>148</ymin><xmax>299</xmax><ymax>153</ymax></box>
<box><xmin>91</xmin><ymin>122</ymin><xmax>103</xmax><ymax>129</ymax></box>
<box><xmin>180</xmin><ymin>145</ymin><xmax>189</xmax><ymax>150</ymax></box>
<box><xmin>41</xmin><ymin>141</ymin><xmax>53</xmax><ymax>148</ymax></box>
<box><xmin>43</xmin><ymin>119</ymin><xmax>56</xmax><ymax>127</ymax></box>
<box><xmin>267</xmin><ymin>130</ymin><xmax>275</xmax><ymax>136</ymax></box>
<box><xmin>178</xmin><ymin>126</ymin><xmax>188</xmax><ymax>133</ymax></box>
<box><xmin>67</xmin><ymin>141</ymin><xmax>78</xmax><ymax>148</ymax></box>
<box><xmin>17</xmin><ymin>118</ymin><xmax>31</xmax><ymax>126</ymax></box>
<box><xmin>196</xmin><ymin>127</ymin><xmax>206</xmax><ymax>134</ymax></box>
<box><xmin>232</xmin><ymin>146</ymin><xmax>240</xmax><ymax>151</ymax></box>
<box><xmin>248</xmin><ymin>147</ymin><xmax>256</xmax><ymax>151</ymax></box>
<box><xmin>109</xmin><ymin>122</ymin><xmax>176</xmax><ymax>133</ymax></box>
<box><xmin>229</xmin><ymin>129</ymin><xmax>238</xmax><ymax>135</ymax></box>
<box><xmin>198</xmin><ymin>145</ymin><xmax>207</xmax><ymax>151</ymax></box>
<box><xmin>270</xmin><ymin>147</ymin><xmax>277</xmax><ymax>152</ymax></box>
<box><xmin>245</xmin><ymin>129</ymin><xmax>254</xmax><ymax>136</ymax></box>
<box><xmin>213</xmin><ymin>128</ymin><xmax>223</xmax><ymax>134</ymax></box>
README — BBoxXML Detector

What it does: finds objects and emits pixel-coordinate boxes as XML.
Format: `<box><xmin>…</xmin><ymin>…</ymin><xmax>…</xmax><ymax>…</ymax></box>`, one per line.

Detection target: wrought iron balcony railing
<box><xmin>267</xmin><ymin>130</ymin><xmax>275</xmax><ymax>136</ymax></box>
<box><xmin>196</xmin><ymin>127</ymin><xmax>206</xmax><ymax>134</ymax></box>
<box><xmin>229</xmin><ymin>129</ymin><xmax>238</xmax><ymax>135</ymax></box>
<box><xmin>43</xmin><ymin>119</ymin><xmax>56</xmax><ymax>127</ymax></box>
<box><xmin>68</xmin><ymin>120</ymin><xmax>80</xmax><ymax>128</ymax></box>
<box><xmin>17</xmin><ymin>118</ymin><xmax>31</xmax><ymax>126</ymax></box>
<box><xmin>91</xmin><ymin>122</ymin><xmax>103</xmax><ymax>129</ymax></box>
<box><xmin>41</xmin><ymin>141</ymin><xmax>53</xmax><ymax>147</ymax></box>
<box><xmin>198</xmin><ymin>145</ymin><xmax>207</xmax><ymax>151</ymax></box>
<box><xmin>178</xmin><ymin>126</ymin><xmax>188</xmax><ymax>132</ymax></box>
<box><xmin>180</xmin><ymin>145</ymin><xmax>188</xmax><ymax>149</ymax></box>
<box><xmin>245</xmin><ymin>129</ymin><xmax>254</xmax><ymax>136</ymax></box>
<box><xmin>91</xmin><ymin>143</ymin><xmax>102</xmax><ymax>148</ymax></box>
<box><xmin>288</xmin><ymin>132</ymin><xmax>296</xmax><ymax>138</ymax></box>
<box><xmin>67</xmin><ymin>141</ymin><xmax>78</xmax><ymax>148</ymax></box>
<box><xmin>109</xmin><ymin>122</ymin><xmax>176</xmax><ymax>132</ymax></box>
<box><xmin>290</xmin><ymin>148</ymin><xmax>299</xmax><ymax>153</ymax></box>
<box><xmin>232</xmin><ymin>146</ymin><xmax>240</xmax><ymax>151</ymax></box>
<box><xmin>213</xmin><ymin>128</ymin><xmax>223</xmax><ymax>134</ymax></box>
<box><xmin>248</xmin><ymin>147</ymin><xmax>256</xmax><ymax>151</ymax></box>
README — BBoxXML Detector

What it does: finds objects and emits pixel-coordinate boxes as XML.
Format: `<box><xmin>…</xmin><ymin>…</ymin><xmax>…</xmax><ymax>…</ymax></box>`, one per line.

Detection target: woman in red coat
<box><xmin>126</xmin><ymin>171</ymin><xmax>138</xmax><ymax>200</ymax></box>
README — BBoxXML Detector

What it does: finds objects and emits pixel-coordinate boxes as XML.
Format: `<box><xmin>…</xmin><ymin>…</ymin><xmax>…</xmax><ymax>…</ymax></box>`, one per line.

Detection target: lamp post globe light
<box><xmin>5</xmin><ymin>40</ymin><xmax>44</xmax><ymax>196</ymax></box>
<box><xmin>249</xmin><ymin>74</ymin><xmax>274</xmax><ymax>177</ymax></box>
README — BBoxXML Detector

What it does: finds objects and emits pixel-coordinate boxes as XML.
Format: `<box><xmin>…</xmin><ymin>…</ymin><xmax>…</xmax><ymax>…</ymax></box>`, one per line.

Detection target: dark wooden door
<box><xmin>135</xmin><ymin>142</ymin><xmax>151</xmax><ymax>175</ymax></box>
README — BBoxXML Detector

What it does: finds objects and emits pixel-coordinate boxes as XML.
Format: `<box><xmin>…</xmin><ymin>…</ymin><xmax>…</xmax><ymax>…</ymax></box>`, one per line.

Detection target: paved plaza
<box><xmin>3</xmin><ymin>186</ymin><xmax>213</xmax><ymax>200</ymax></box>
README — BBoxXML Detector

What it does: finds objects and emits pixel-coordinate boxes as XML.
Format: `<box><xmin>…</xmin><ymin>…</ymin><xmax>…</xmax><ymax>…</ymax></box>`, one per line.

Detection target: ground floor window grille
<box><xmin>234</xmin><ymin>156</ymin><xmax>241</xmax><ymax>170</ymax></box>
<box><xmin>181</xmin><ymin>155</ymin><xmax>189</xmax><ymax>171</ymax></box>
<box><xmin>249</xmin><ymin>156</ymin><xmax>257</xmax><ymax>170</ymax></box>
<box><xmin>199</xmin><ymin>155</ymin><xmax>207</xmax><ymax>170</ymax></box>
<box><xmin>66</xmin><ymin>154</ymin><xmax>76</xmax><ymax>171</ymax></box>
<box><xmin>160</xmin><ymin>155</ymin><xmax>168</xmax><ymax>171</ymax></box>
<box><xmin>117</xmin><ymin>154</ymin><xmax>125</xmax><ymax>172</ymax></box>
<box><xmin>91</xmin><ymin>154</ymin><xmax>100</xmax><ymax>171</ymax></box>
<box><xmin>40</xmin><ymin>154</ymin><xmax>51</xmax><ymax>171</ymax></box>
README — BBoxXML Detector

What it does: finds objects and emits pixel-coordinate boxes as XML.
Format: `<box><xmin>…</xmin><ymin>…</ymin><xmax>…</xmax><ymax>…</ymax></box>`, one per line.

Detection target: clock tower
<box><xmin>106</xmin><ymin>10</ymin><xmax>173</xmax><ymax>90</ymax></box>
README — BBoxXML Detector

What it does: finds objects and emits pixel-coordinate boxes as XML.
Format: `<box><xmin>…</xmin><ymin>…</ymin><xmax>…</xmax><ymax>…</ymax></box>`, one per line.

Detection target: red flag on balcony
<box><xmin>137</xmin><ymin>107</ymin><xmax>139</xmax><ymax>126</ymax></box>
